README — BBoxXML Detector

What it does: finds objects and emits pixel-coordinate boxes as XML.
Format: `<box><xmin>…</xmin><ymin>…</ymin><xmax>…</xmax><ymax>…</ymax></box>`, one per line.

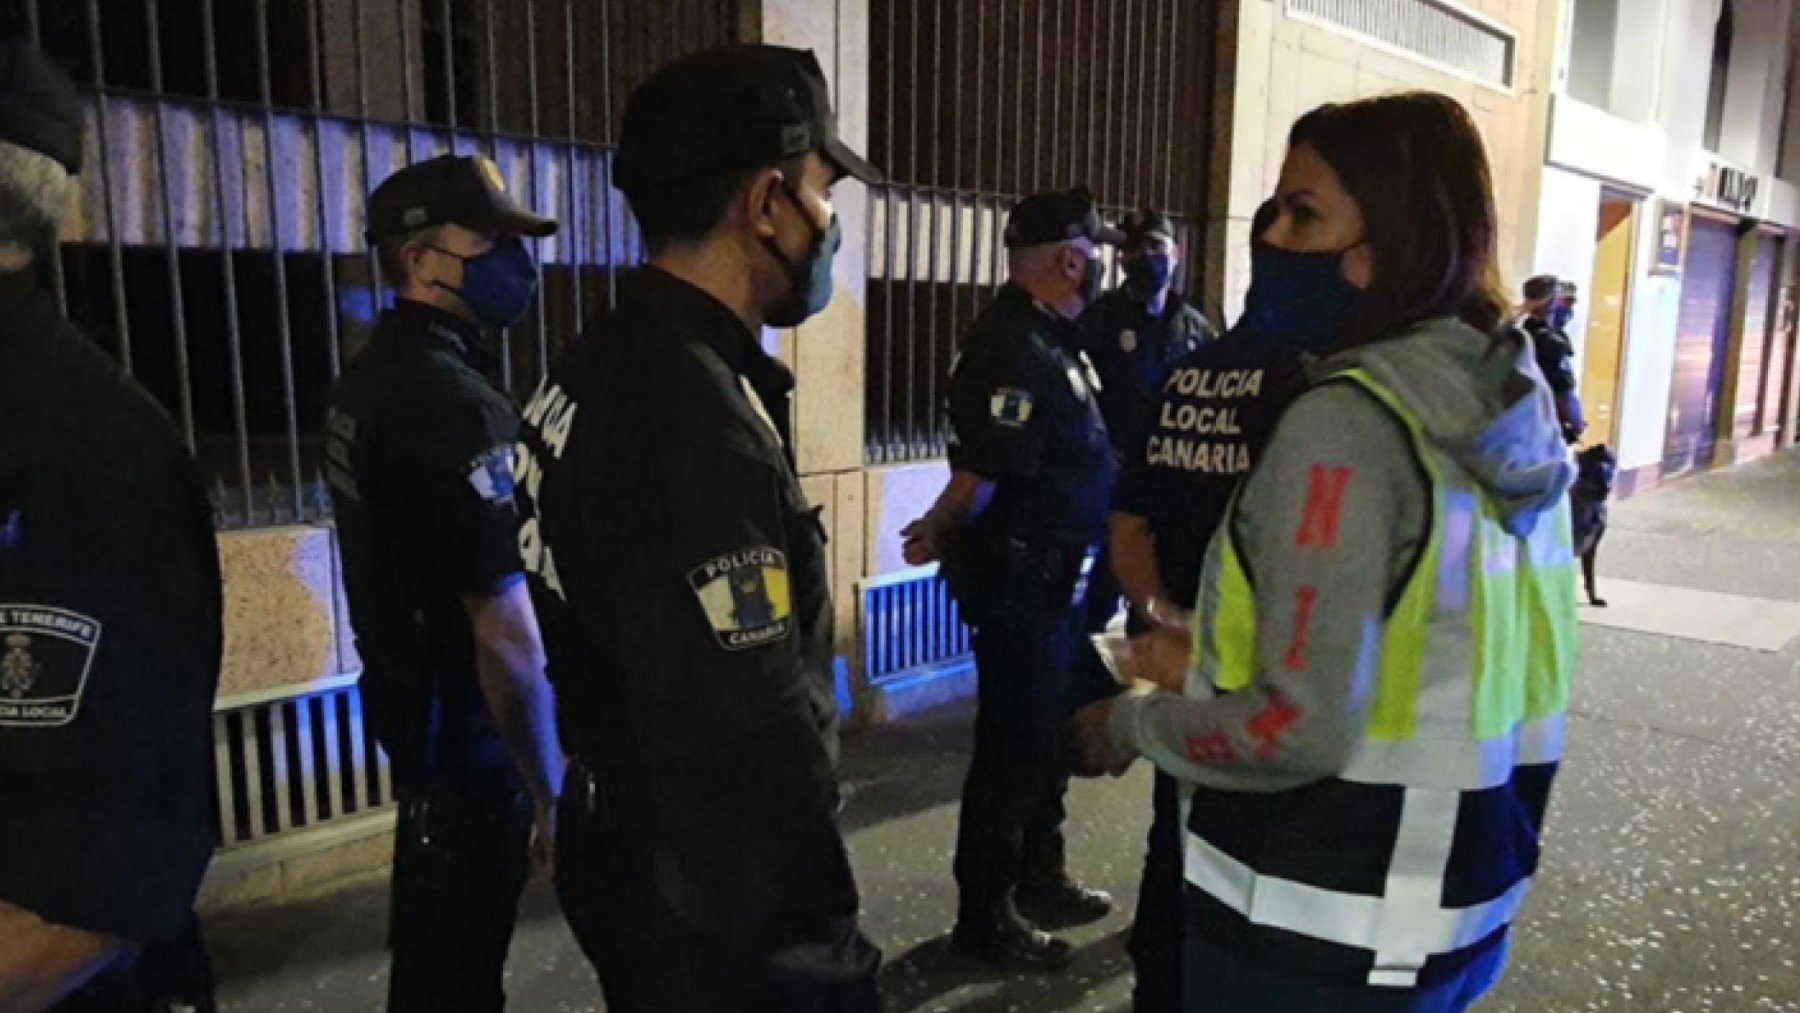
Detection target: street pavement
<box><xmin>208</xmin><ymin>451</ymin><xmax>1800</xmax><ymax>1012</ymax></box>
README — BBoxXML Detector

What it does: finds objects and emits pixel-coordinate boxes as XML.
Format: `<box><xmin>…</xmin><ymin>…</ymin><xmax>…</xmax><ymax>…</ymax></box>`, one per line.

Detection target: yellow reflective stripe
<box><xmin>1333</xmin><ymin>370</ymin><xmax>1442</xmax><ymax>742</ymax></box>
<box><xmin>1208</xmin><ymin>525</ymin><xmax>1259</xmax><ymax>692</ymax></box>
<box><xmin>1524</xmin><ymin>505</ymin><xmax>1578</xmax><ymax>721</ymax></box>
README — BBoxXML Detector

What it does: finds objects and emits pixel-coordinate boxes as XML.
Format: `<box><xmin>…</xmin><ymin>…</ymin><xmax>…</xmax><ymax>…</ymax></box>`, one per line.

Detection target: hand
<box><xmin>900</xmin><ymin>515</ymin><xmax>945</xmax><ymax>566</ymax></box>
<box><xmin>529</xmin><ymin>800</ymin><xmax>557</xmax><ymax>877</ymax></box>
<box><xmin>1071</xmin><ymin>697</ymin><xmax>1133</xmax><ymax>776</ymax></box>
<box><xmin>1130</xmin><ymin>626</ymin><xmax>1190</xmax><ymax>694</ymax></box>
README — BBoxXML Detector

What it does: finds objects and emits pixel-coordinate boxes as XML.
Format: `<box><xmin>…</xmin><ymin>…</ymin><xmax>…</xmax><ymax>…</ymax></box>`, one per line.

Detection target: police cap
<box><xmin>365</xmin><ymin>154</ymin><xmax>558</xmax><ymax>245</ymax></box>
<box><xmin>1121</xmin><ymin>208</ymin><xmax>1177</xmax><ymax>246</ymax></box>
<box><xmin>615</xmin><ymin>45</ymin><xmax>882</xmax><ymax>194</ymax></box>
<box><xmin>0</xmin><ymin>39</ymin><xmax>84</xmax><ymax>174</ymax></box>
<box><xmin>1004</xmin><ymin>189</ymin><xmax>1126</xmax><ymax>249</ymax></box>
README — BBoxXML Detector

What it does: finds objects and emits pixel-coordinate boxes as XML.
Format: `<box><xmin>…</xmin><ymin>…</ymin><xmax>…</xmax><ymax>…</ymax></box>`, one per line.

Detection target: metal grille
<box><xmin>8</xmin><ymin>0</ymin><xmax>737</xmax><ymax>529</ymax></box>
<box><xmin>1286</xmin><ymin>0</ymin><xmax>1515</xmax><ymax>87</ymax></box>
<box><xmin>863</xmin><ymin>0</ymin><xmax>1218</xmax><ymax>463</ymax></box>
<box><xmin>862</xmin><ymin>565</ymin><xmax>969</xmax><ymax>683</ymax></box>
<box><xmin>211</xmin><ymin>675</ymin><xmax>389</xmax><ymax>849</ymax></box>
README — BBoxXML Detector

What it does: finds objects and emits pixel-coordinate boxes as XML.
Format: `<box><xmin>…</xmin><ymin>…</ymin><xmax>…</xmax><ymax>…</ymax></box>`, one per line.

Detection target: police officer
<box><xmin>512</xmin><ymin>46</ymin><xmax>882</xmax><ymax>1011</ymax></box>
<box><xmin>325</xmin><ymin>154</ymin><xmax>566</xmax><ymax>1013</ymax></box>
<box><xmin>1520</xmin><ymin>274</ymin><xmax>1585</xmax><ymax>443</ymax></box>
<box><xmin>1068</xmin><ymin>208</ymin><xmax>1217</xmax><ymax>711</ymax></box>
<box><xmin>900</xmin><ymin>189</ymin><xmax>1119</xmax><ymax>970</ymax></box>
<box><xmin>0</xmin><ymin>40</ymin><xmax>221</xmax><ymax>1012</ymax></box>
<box><xmin>1104</xmin><ymin>199</ymin><xmax>1331</xmax><ymax>1013</ymax></box>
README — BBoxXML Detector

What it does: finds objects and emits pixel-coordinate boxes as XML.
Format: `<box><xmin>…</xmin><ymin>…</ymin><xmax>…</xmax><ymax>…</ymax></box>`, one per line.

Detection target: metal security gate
<box><xmin>7</xmin><ymin>0</ymin><xmax>739</xmax><ymax>529</ymax></box>
<box><xmin>1665</xmin><ymin>213</ymin><xmax>1740</xmax><ymax>477</ymax></box>
<box><xmin>863</xmin><ymin>0</ymin><xmax>1220</xmax><ymax>463</ymax></box>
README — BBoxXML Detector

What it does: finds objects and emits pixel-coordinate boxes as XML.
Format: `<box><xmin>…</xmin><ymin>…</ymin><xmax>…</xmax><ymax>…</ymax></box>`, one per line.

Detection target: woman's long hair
<box><xmin>1288</xmin><ymin>92</ymin><xmax>1511</xmax><ymax>346</ymax></box>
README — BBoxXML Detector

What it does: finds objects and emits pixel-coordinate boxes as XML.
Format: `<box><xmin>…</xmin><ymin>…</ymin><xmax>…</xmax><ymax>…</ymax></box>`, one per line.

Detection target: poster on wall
<box><xmin>1651</xmin><ymin>200</ymin><xmax>1687</xmax><ymax>276</ymax></box>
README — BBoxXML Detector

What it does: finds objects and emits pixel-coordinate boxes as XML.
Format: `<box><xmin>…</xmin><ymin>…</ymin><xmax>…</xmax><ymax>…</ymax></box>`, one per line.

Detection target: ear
<box><xmin>402</xmin><ymin>241</ymin><xmax>432</xmax><ymax>278</ymax></box>
<box><xmin>743</xmin><ymin>167</ymin><xmax>785</xmax><ymax>240</ymax></box>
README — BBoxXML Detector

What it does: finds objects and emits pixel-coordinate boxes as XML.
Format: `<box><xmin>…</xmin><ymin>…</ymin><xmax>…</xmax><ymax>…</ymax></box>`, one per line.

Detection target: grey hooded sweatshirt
<box><xmin>1109</xmin><ymin>317</ymin><xmax>1576</xmax><ymax>790</ymax></box>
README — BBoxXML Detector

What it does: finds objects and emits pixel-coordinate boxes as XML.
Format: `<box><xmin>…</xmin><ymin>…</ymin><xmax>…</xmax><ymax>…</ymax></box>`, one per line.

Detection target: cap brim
<box><xmin>1092</xmin><ymin>224</ymin><xmax>1127</xmax><ymax>246</ymax></box>
<box><xmin>494</xmin><ymin>208</ymin><xmax>560</xmax><ymax>238</ymax></box>
<box><xmin>823</xmin><ymin>137</ymin><xmax>884</xmax><ymax>185</ymax></box>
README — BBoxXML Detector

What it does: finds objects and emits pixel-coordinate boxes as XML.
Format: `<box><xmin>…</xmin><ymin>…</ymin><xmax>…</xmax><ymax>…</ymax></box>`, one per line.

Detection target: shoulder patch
<box><xmin>688</xmin><ymin>548</ymin><xmax>793</xmax><ymax>651</ymax></box>
<box><xmin>0</xmin><ymin>606</ymin><xmax>102</xmax><ymax>728</ymax></box>
<box><xmin>466</xmin><ymin>445</ymin><xmax>518</xmax><ymax>505</ymax></box>
<box><xmin>988</xmin><ymin>388</ymin><xmax>1035</xmax><ymax>427</ymax></box>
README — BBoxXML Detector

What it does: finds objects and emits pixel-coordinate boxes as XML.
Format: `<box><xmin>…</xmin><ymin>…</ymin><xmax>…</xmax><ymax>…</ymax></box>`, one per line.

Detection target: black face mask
<box><xmin>1080</xmin><ymin>255</ymin><xmax>1104</xmax><ymax>308</ymax></box>
<box><xmin>1124</xmin><ymin>252</ymin><xmax>1174</xmax><ymax>299</ymax></box>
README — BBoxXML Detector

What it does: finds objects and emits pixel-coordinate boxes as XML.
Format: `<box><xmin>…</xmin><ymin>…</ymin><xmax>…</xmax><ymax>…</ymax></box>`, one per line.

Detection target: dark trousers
<box><xmin>386</xmin><ymin>767</ymin><xmax>533</xmax><ymax>1013</ymax></box>
<box><xmin>555</xmin><ymin>769</ymin><xmax>882</xmax><ymax>1012</ymax></box>
<box><xmin>1130</xmin><ymin>772</ymin><xmax>1186</xmax><ymax>1013</ymax></box>
<box><xmin>1183</xmin><ymin>936</ymin><xmax>1509</xmax><ymax>1013</ymax></box>
<box><xmin>953</xmin><ymin>584</ymin><xmax>1083</xmax><ymax>921</ymax></box>
<box><xmin>49</xmin><ymin>918</ymin><xmax>215</xmax><ymax>1013</ymax></box>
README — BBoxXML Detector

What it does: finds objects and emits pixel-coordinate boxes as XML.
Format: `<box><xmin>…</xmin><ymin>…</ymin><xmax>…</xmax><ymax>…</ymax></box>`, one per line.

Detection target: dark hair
<box><xmin>1288</xmin><ymin>92</ymin><xmax>1510</xmax><ymax>345</ymax></box>
<box><xmin>627</xmin><ymin>156</ymin><xmax>808</xmax><ymax>254</ymax></box>
<box><xmin>1250</xmin><ymin>198</ymin><xmax>1280</xmax><ymax>242</ymax></box>
<box><xmin>1522</xmin><ymin>274</ymin><xmax>1559</xmax><ymax>301</ymax></box>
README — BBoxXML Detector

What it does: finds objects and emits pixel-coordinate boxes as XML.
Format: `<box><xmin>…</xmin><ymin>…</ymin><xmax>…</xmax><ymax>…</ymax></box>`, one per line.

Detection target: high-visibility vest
<box><xmin>1182</xmin><ymin>367</ymin><xmax>1577</xmax><ymax>989</ymax></box>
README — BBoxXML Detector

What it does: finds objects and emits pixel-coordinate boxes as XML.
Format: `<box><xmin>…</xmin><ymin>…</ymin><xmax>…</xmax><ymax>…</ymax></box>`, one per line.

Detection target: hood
<box><xmin>1319</xmin><ymin>318</ymin><xmax>1575</xmax><ymax>536</ymax></box>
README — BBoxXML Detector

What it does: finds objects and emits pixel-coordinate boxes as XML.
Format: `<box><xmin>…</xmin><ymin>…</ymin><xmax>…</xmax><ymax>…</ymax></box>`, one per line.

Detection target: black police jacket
<box><xmin>325</xmin><ymin>300</ymin><xmax>526</xmax><ymax>785</ymax></box>
<box><xmin>0</xmin><ymin>270</ymin><xmax>222</xmax><ymax>943</ymax></box>
<box><xmin>947</xmin><ymin>284</ymin><xmax>1115</xmax><ymax>548</ymax></box>
<box><xmin>1112</xmin><ymin>330</ymin><xmax>1313</xmax><ymax>612</ymax></box>
<box><xmin>515</xmin><ymin>266</ymin><xmax>858</xmax><ymax>944</ymax></box>
<box><xmin>1078</xmin><ymin>287</ymin><xmax>1216</xmax><ymax>458</ymax></box>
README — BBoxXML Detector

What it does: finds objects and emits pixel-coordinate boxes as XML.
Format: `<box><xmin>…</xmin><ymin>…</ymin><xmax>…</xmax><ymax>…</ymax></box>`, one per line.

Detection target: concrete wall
<box><xmin>1210</xmin><ymin>0</ymin><xmax>1552</xmax><ymax>324</ymax></box>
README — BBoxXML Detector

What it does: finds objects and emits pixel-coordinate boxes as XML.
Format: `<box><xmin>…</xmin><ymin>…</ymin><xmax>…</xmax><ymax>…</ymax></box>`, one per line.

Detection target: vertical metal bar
<box><xmin>1163</xmin><ymin>0</ymin><xmax>1179</xmax><ymax>209</ymax></box>
<box><xmin>1033</xmin><ymin>0</ymin><xmax>1045</xmax><ymax>193</ymax></box>
<box><xmin>1134</xmin><ymin>0</ymin><xmax>1151</xmax><ymax>207</ymax></box>
<box><xmin>201</xmin><ymin>0</ymin><xmax>255</xmax><ymax>526</ymax></box>
<box><xmin>565</xmin><ymin>0</ymin><xmax>583</xmax><ymax>335</ymax></box>
<box><xmin>140</xmin><ymin>0</ymin><xmax>196</xmax><ymax>449</ymax></box>
<box><xmin>305</xmin><ymin>0</ymin><xmax>342</xmax><ymax>382</ymax></box>
<box><xmin>525</xmin><ymin>0</ymin><xmax>548</xmax><ymax>384</ymax></box>
<box><xmin>321</xmin><ymin>689</ymin><xmax>347</xmax><ymax>819</ymax></box>
<box><xmin>267</xmin><ymin>704</ymin><xmax>291</xmax><ymax>833</ymax></box>
<box><xmin>1086</xmin><ymin>0</ymin><xmax>1100</xmax><ymax>189</ymax></box>
<box><xmin>1101</xmin><ymin>0</ymin><xmax>1116</xmax><ymax>201</ymax></box>
<box><xmin>213</xmin><ymin>714</ymin><xmax>239</xmax><ymax>845</ymax></box>
<box><xmin>243</xmin><ymin>712</ymin><xmax>268</xmax><ymax>839</ymax></box>
<box><xmin>600</xmin><ymin>0</ymin><xmax>616</xmax><ymax>304</ymax></box>
<box><xmin>927</xmin><ymin>0</ymin><xmax>941</xmax><ymax>451</ymax></box>
<box><xmin>354</xmin><ymin>0</ymin><xmax>384</xmax><ymax>314</ymax></box>
<box><xmin>439</xmin><ymin>0</ymin><xmax>458</xmax><ymax>127</ymax></box>
<box><xmin>481</xmin><ymin>0</ymin><xmax>512</xmax><ymax>392</ymax></box>
<box><xmin>294</xmin><ymin>698</ymin><xmax>321</xmax><ymax>828</ymax></box>
<box><xmin>82</xmin><ymin>0</ymin><xmax>132</xmax><ymax>379</ymax></box>
<box><xmin>972</xmin><ymin>0</ymin><xmax>985</xmax><ymax>195</ymax></box>
<box><xmin>23</xmin><ymin>0</ymin><xmax>40</xmax><ymax>44</ymax></box>
<box><xmin>993</xmin><ymin>0</ymin><xmax>1004</xmax><ymax>193</ymax></box>
<box><xmin>882</xmin><ymin>0</ymin><xmax>896</xmax><ymax>459</ymax></box>
<box><xmin>398</xmin><ymin>0</ymin><xmax>416</xmax><ymax>121</ymax></box>
<box><xmin>1050</xmin><ymin>0</ymin><xmax>1062</xmax><ymax>188</ymax></box>
<box><xmin>1144</xmin><ymin>0</ymin><xmax>1162</xmax><ymax>210</ymax></box>
<box><xmin>948</xmin><ymin>0</ymin><xmax>965</xmax><ymax>381</ymax></box>
<box><xmin>1013</xmin><ymin>0</ymin><xmax>1025</xmax><ymax>195</ymax></box>
<box><xmin>256</xmin><ymin>0</ymin><xmax>304</xmax><ymax>519</ymax></box>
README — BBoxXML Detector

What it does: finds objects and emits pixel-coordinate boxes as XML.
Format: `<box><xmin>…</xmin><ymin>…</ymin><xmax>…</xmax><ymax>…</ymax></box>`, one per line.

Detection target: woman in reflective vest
<box><xmin>1074</xmin><ymin>92</ymin><xmax>1579</xmax><ymax>1012</ymax></box>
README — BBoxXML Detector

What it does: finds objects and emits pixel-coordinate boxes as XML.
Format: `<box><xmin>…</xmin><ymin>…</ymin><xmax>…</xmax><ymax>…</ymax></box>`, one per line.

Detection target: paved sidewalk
<box><xmin>208</xmin><ymin>451</ymin><xmax>1800</xmax><ymax>1012</ymax></box>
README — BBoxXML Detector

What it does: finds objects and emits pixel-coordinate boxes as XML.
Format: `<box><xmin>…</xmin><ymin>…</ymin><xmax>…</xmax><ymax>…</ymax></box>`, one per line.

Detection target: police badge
<box><xmin>1</xmin><ymin>634</ymin><xmax>38</xmax><ymax>698</ymax></box>
<box><xmin>1119</xmin><ymin>329</ymin><xmax>1138</xmax><ymax>354</ymax></box>
<box><xmin>0</xmin><ymin>605</ymin><xmax>101</xmax><ymax>727</ymax></box>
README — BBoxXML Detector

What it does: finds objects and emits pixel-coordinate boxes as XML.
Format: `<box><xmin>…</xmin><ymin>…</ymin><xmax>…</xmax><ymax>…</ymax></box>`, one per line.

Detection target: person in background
<box><xmin>902</xmin><ymin>189</ymin><xmax>1120</xmax><ymax>971</ymax></box>
<box><xmin>1519</xmin><ymin>274</ymin><xmax>1585</xmax><ymax>443</ymax></box>
<box><xmin>1104</xmin><ymin>197</ymin><xmax>1327</xmax><ymax>1013</ymax></box>
<box><xmin>1065</xmin><ymin>209</ymin><xmax>1219</xmax><ymax>716</ymax></box>
<box><xmin>326</xmin><ymin>154</ymin><xmax>566</xmax><ymax>1013</ymax></box>
<box><xmin>0</xmin><ymin>39</ymin><xmax>221</xmax><ymax>1013</ymax></box>
<box><xmin>1075</xmin><ymin>91</ymin><xmax>1578</xmax><ymax>1013</ymax></box>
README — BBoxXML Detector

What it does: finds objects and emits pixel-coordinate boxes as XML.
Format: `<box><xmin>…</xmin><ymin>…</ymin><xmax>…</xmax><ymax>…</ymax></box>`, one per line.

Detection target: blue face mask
<box><xmin>1235</xmin><ymin>240</ymin><xmax>1364</xmax><ymax>353</ymax></box>
<box><xmin>1124</xmin><ymin>252</ymin><xmax>1174</xmax><ymax>299</ymax></box>
<box><xmin>764</xmin><ymin>180</ymin><xmax>841</xmax><ymax>328</ymax></box>
<box><xmin>1548</xmin><ymin>304</ymin><xmax>1575</xmax><ymax>330</ymax></box>
<box><xmin>430</xmin><ymin>237</ymin><xmax>540</xmax><ymax>329</ymax></box>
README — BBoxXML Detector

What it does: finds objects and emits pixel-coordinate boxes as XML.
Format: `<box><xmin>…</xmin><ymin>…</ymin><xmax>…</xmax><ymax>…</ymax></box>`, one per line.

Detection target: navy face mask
<box><xmin>1235</xmin><ymin>239</ymin><xmax>1365</xmax><ymax>354</ymax></box>
<box><xmin>1124</xmin><ymin>252</ymin><xmax>1174</xmax><ymax>300</ymax></box>
<box><xmin>430</xmin><ymin>237</ymin><xmax>540</xmax><ymax>329</ymax></box>
<box><xmin>1548</xmin><ymin>304</ymin><xmax>1575</xmax><ymax>330</ymax></box>
<box><xmin>764</xmin><ymin>180</ymin><xmax>841</xmax><ymax>328</ymax></box>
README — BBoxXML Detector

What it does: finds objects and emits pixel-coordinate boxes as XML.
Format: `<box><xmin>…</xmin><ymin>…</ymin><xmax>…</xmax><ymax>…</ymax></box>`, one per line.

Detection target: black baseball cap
<box><xmin>1121</xmin><ymin>208</ymin><xmax>1176</xmax><ymax>245</ymax></box>
<box><xmin>1004</xmin><ymin>189</ymin><xmax>1125</xmax><ymax>249</ymax></box>
<box><xmin>365</xmin><ymin>154</ymin><xmax>558</xmax><ymax>245</ymax></box>
<box><xmin>615</xmin><ymin>45</ymin><xmax>882</xmax><ymax>194</ymax></box>
<box><xmin>0</xmin><ymin>39</ymin><xmax>84</xmax><ymax>174</ymax></box>
<box><xmin>1523</xmin><ymin>274</ymin><xmax>1560</xmax><ymax>300</ymax></box>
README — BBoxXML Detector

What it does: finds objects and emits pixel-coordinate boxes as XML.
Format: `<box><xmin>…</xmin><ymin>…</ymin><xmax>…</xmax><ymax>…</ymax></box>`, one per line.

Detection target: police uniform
<box><xmin>513</xmin><ymin>46</ymin><xmax>882</xmax><ymax>1012</ymax></box>
<box><xmin>1068</xmin><ymin>210</ymin><xmax>1216</xmax><ymax>710</ymax></box>
<box><xmin>0</xmin><ymin>40</ymin><xmax>220</xmax><ymax>1012</ymax></box>
<box><xmin>325</xmin><ymin>155</ymin><xmax>556</xmax><ymax>1013</ymax></box>
<box><xmin>1521</xmin><ymin>313</ymin><xmax>1582</xmax><ymax>443</ymax></box>
<box><xmin>1111</xmin><ymin>326</ymin><xmax>1315</xmax><ymax>1013</ymax></box>
<box><xmin>940</xmin><ymin>191</ymin><xmax>1118</xmax><ymax>957</ymax></box>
